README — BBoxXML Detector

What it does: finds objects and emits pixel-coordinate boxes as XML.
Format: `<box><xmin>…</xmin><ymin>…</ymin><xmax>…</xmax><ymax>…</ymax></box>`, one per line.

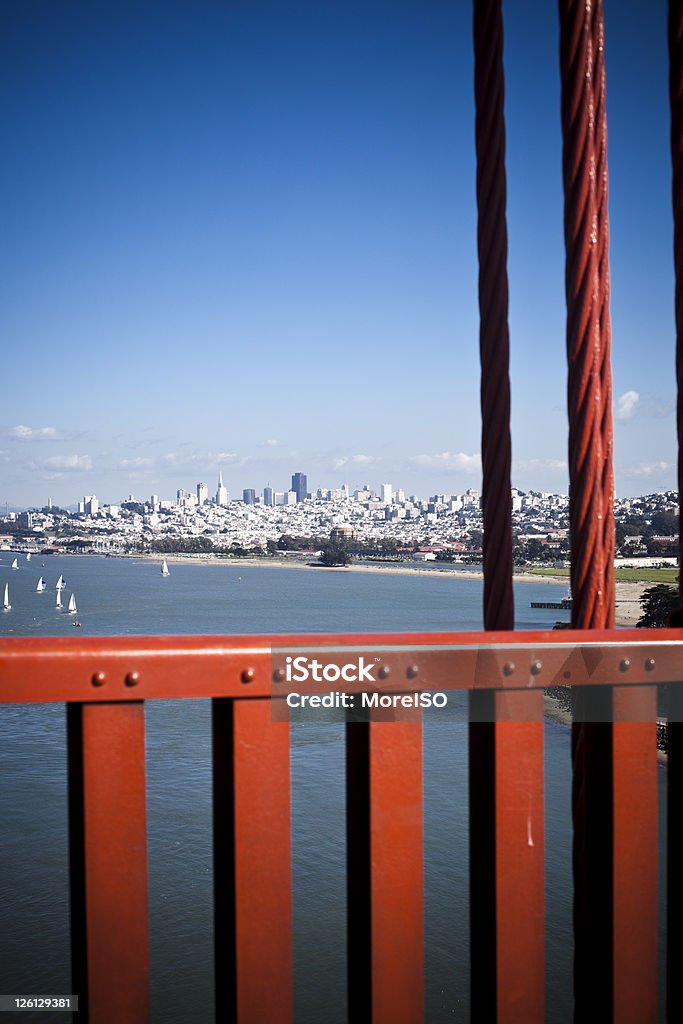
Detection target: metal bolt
<box><xmin>378</xmin><ymin>665</ymin><xmax>391</xmax><ymax>679</ymax></box>
<box><xmin>125</xmin><ymin>671</ymin><xmax>140</xmax><ymax>687</ymax></box>
<box><xmin>406</xmin><ymin>664</ymin><xmax>419</xmax><ymax>679</ymax></box>
<box><xmin>530</xmin><ymin>660</ymin><xmax>543</xmax><ymax>676</ymax></box>
<box><xmin>619</xmin><ymin>658</ymin><xmax>630</xmax><ymax>672</ymax></box>
<box><xmin>645</xmin><ymin>658</ymin><xmax>656</xmax><ymax>672</ymax></box>
<box><xmin>503</xmin><ymin>662</ymin><xmax>515</xmax><ymax>677</ymax></box>
<box><xmin>272</xmin><ymin>668</ymin><xmax>286</xmax><ymax>683</ymax></box>
<box><xmin>91</xmin><ymin>671</ymin><xmax>107</xmax><ymax>687</ymax></box>
<box><xmin>241</xmin><ymin>668</ymin><xmax>255</xmax><ymax>684</ymax></box>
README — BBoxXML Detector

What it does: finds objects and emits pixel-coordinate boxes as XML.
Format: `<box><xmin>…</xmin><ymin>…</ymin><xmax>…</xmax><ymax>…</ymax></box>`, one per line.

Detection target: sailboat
<box><xmin>56</xmin><ymin>589</ymin><xmax>62</xmax><ymax>609</ymax></box>
<box><xmin>68</xmin><ymin>593</ymin><xmax>77</xmax><ymax>615</ymax></box>
<box><xmin>161</xmin><ymin>560</ymin><xmax>170</xmax><ymax>576</ymax></box>
<box><xmin>2</xmin><ymin>584</ymin><xmax>10</xmax><ymax>611</ymax></box>
<box><xmin>11</xmin><ymin>558</ymin><xmax>18</xmax><ymax>570</ymax></box>
<box><xmin>56</xmin><ymin>575</ymin><xmax>65</xmax><ymax>590</ymax></box>
<box><xmin>26</xmin><ymin>552</ymin><xmax>31</xmax><ymax>562</ymax></box>
<box><xmin>36</xmin><ymin>577</ymin><xmax>47</xmax><ymax>592</ymax></box>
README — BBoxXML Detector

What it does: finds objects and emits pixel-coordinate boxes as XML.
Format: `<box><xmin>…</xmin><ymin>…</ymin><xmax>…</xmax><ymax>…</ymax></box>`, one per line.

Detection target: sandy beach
<box><xmin>127</xmin><ymin>553</ymin><xmax>647</xmax><ymax>627</ymax></box>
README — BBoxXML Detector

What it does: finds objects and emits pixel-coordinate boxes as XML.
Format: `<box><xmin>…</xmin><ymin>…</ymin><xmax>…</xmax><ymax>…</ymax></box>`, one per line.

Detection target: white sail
<box><xmin>56</xmin><ymin>589</ymin><xmax>62</xmax><ymax>609</ymax></box>
<box><xmin>56</xmin><ymin>575</ymin><xmax>64</xmax><ymax>590</ymax></box>
<box><xmin>11</xmin><ymin>558</ymin><xmax>18</xmax><ymax>570</ymax></box>
<box><xmin>68</xmin><ymin>593</ymin><xmax>77</xmax><ymax>614</ymax></box>
<box><xmin>2</xmin><ymin>584</ymin><xmax>10</xmax><ymax>611</ymax></box>
<box><xmin>26</xmin><ymin>553</ymin><xmax>31</xmax><ymax>561</ymax></box>
<box><xmin>161</xmin><ymin>560</ymin><xmax>170</xmax><ymax>576</ymax></box>
<box><xmin>36</xmin><ymin>577</ymin><xmax>46</xmax><ymax>592</ymax></box>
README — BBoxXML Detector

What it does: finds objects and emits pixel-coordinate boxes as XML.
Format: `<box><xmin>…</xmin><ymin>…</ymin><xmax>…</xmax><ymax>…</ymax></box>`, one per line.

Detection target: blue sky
<box><xmin>0</xmin><ymin>0</ymin><xmax>676</xmax><ymax>506</ymax></box>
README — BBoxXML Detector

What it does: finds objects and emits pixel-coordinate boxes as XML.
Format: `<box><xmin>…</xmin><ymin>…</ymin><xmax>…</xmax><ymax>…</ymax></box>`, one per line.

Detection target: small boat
<box><xmin>11</xmin><ymin>558</ymin><xmax>18</xmax><ymax>570</ymax></box>
<box><xmin>56</xmin><ymin>589</ymin><xmax>62</xmax><ymax>609</ymax></box>
<box><xmin>161</xmin><ymin>560</ymin><xmax>170</xmax><ymax>576</ymax></box>
<box><xmin>72</xmin><ymin>621</ymin><xmax>82</xmax><ymax>628</ymax></box>
<box><xmin>26</xmin><ymin>553</ymin><xmax>31</xmax><ymax>562</ymax></box>
<box><xmin>68</xmin><ymin>593</ymin><xmax>77</xmax><ymax>615</ymax></box>
<box><xmin>2</xmin><ymin>583</ymin><xmax>10</xmax><ymax>611</ymax></box>
<box><xmin>56</xmin><ymin>575</ymin><xmax>65</xmax><ymax>590</ymax></box>
<box><xmin>41</xmin><ymin>561</ymin><xmax>45</xmax><ymax>567</ymax></box>
<box><xmin>36</xmin><ymin>577</ymin><xmax>47</xmax><ymax>592</ymax></box>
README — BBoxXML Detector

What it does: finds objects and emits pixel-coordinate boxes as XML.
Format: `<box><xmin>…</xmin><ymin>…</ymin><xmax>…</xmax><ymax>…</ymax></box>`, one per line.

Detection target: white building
<box><xmin>197</xmin><ymin>482</ymin><xmax>209</xmax><ymax>505</ymax></box>
<box><xmin>381</xmin><ymin>483</ymin><xmax>393</xmax><ymax>505</ymax></box>
<box><xmin>216</xmin><ymin>472</ymin><xmax>229</xmax><ymax>506</ymax></box>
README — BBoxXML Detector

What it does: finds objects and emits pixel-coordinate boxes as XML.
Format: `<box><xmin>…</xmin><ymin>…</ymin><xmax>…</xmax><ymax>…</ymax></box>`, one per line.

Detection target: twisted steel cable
<box><xmin>592</xmin><ymin>0</ymin><xmax>615</xmax><ymax>627</ymax></box>
<box><xmin>560</xmin><ymin>0</ymin><xmax>605</xmax><ymax>631</ymax></box>
<box><xmin>670</xmin><ymin>0</ymin><xmax>683</xmax><ymax>576</ymax></box>
<box><xmin>560</xmin><ymin>2</ymin><xmax>613</xmax><ymax>1017</ymax></box>
<box><xmin>474</xmin><ymin>0</ymin><xmax>513</xmax><ymax>632</ymax></box>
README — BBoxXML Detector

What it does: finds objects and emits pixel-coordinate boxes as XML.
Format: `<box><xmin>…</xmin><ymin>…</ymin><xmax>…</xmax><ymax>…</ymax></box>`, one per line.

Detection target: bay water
<box><xmin>0</xmin><ymin>555</ymin><xmax>666</xmax><ymax>1022</ymax></box>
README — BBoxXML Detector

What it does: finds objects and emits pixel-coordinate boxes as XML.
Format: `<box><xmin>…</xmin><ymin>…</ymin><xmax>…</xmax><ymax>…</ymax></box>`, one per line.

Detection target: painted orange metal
<box><xmin>234</xmin><ymin>700</ymin><xmax>292</xmax><ymax>1022</ymax></box>
<box><xmin>68</xmin><ymin>702</ymin><xmax>149</xmax><ymax>1023</ymax></box>
<box><xmin>370</xmin><ymin>721</ymin><xmax>423</xmax><ymax>1022</ymax></box>
<box><xmin>0</xmin><ymin>630</ymin><xmax>681</xmax><ymax>703</ymax></box>
<box><xmin>612</xmin><ymin>691</ymin><xmax>658</xmax><ymax>1023</ymax></box>
<box><xmin>494</xmin><ymin>713</ymin><xmax>544</xmax><ymax>1023</ymax></box>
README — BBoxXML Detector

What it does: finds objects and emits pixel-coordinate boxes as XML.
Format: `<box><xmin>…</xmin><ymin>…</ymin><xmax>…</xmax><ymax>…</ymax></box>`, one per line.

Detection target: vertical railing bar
<box><xmin>67</xmin><ymin>701</ymin><xmax>149</xmax><ymax>1024</ymax></box>
<box><xmin>212</xmin><ymin>698</ymin><xmax>237</xmax><ymax>1024</ymax></box>
<box><xmin>346</xmin><ymin>717</ymin><xmax>423</xmax><ymax>1024</ymax></box>
<box><xmin>346</xmin><ymin>722</ymin><xmax>372</xmax><ymax>1023</ymax></box>
<box><xmin>67</xmin><ymin>704</ymin><xmax>88</xmax><ymax>1022</ymax></box>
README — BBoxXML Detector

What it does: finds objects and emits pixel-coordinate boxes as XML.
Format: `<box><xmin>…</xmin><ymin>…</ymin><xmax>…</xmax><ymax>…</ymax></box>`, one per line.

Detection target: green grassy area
<box><xmin>523</xmin><ymin>566</ymin><xmax>679</xmax><ymax>583</ymax></box>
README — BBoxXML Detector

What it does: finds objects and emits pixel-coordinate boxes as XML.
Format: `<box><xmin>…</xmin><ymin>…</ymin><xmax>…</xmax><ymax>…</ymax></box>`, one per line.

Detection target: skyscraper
<box><xmin>381</xmin><ymin>483</ymin><xmax>393</xmax><ymax>505</ymax></box>
<box><xmin>243</xmin><ymin>489</ymin><xmax>256</xmax><ymax>505</ymax></box>
<box><xmin>197</xmin><ymin>481</ymin><xmax>209</xmax><ymax>505</ymax></box>
<box><xmin>291</xmin><ymin>472</ymin><xmax>307</xmax><ymax>502</ymax></box>
<box><xmin>216</xmin><ymin>472</ymin><xmax>229</xmax><ymax>506</ymax></box>
<box><xmin>263</xmin><ymin>485</ymin><xmax>274</xmax><ymax>506</ymax></box>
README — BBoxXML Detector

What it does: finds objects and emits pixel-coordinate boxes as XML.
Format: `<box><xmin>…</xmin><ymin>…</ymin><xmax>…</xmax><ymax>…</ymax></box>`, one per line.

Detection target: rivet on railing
<box><xmin>619</xmin><ymin>658</ymin><xmax>630</xmax><ymax>672</ymax></box>
<box><xmin>503</xmin><ymin>662</ymin><xmax>515</xmax><ymax>676</ymax></box>
<box><xmin>645</xmin><ymin>658</ymin><xmax>656</xmax><ymax>672</ymax></box>
<box><xmin>241</xmin><ymin>668</ymin><xmax>255</xmax><ymax>684</ymax></box>
<box><xmin>378</xmin><ymin>665</ymin><xmax>391</xmax><ymax>679</ymax></box>
<box><xmin>125</xmin><ymin>671</ymin><xmax>140</xmax><ymax>687</ymax></box>
<box><xmin>272</xmin><ymin>668</ymin><xmax>285</xmax><ymax>683</ymax></box>
<box><xmin>530</xmin><ymin>660</ymin><xmax>543</xmax><ymax>676</ymax></box>
<box><xmin>91</xmin><ymin>671</ymin><xmax>107</xmax><ymax>687</ymax></box>
<box><xmin>406</xmin><ymin>664</ymin><xmax>419</xmax><ymax>679</ymax></box>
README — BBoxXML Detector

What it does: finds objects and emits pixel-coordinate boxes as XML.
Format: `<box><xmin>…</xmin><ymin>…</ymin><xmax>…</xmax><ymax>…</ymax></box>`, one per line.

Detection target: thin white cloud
<box><xmin>7</xmin><ymin>425</ymin><xmax>61</xmax><ymax>441</ymax></box>
<box><xmin>616</xmin><ymin>390</ymin><xmax>640</xmax><ymax>420</ymax></box>
<box><xmin>514</xmin><ymin>457</ymin><xmax>568</xmax><ymax>473</ymax></box>
<box><xmin>621</xmin><ymin>460</ymin><xmax>670</xmax><ymax>478</ymax></box>
<box><xmin>257</xmin><ymin>439</ymin><xmax>284</xmax><ymax>447</ymax></box>
<box><xmin>119</xmin><ymin>457</ymin><xmax>155</xmax><ymax>470</ymax></box>
<box><xmin>410</xmin><ymin>451</ymin><xmax>481</xmax><ymax>473</ymax></box>
<box><xmin>26</xmin><ymin>453</ymin><xmax>92</xmax><ymax>472</ymax></box>
<box><xmin>163</xmin><ymin>451</ymin><xmax>240</xmax><ymax>468</ymax></box>
<box><xmin>333</xmin><ymin>454</ymin><xmax>382</xmax><ymax>470</ymax></box>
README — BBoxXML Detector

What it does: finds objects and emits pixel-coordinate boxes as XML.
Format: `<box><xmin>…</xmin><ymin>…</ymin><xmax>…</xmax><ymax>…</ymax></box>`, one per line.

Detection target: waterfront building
<box><xmin>291</xmin><ymin>472</ymin><xmax>307</xmax><ymax>502</ymax></box>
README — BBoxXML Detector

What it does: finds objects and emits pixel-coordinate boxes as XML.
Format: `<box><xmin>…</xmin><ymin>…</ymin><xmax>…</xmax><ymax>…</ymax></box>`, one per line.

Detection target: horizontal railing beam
<box><xmin>0</xmin><ymin>629</ymin><xmax>682</xmax><ymax>703</ymax></box>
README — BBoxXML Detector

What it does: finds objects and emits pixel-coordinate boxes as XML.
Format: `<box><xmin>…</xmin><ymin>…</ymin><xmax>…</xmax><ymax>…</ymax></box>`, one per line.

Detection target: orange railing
<box><xmin>0</xmin><ymin>627</ymin><xmax>679</xmax><ymax>1022</ymax></box>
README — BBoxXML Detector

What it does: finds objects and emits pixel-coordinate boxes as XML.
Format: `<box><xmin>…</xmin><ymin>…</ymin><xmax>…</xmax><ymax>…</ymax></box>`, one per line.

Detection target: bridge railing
<box><xmin>0</xmin><ymin>627</ymin><xmax>678</xmax><ymax>1022</ymax></box>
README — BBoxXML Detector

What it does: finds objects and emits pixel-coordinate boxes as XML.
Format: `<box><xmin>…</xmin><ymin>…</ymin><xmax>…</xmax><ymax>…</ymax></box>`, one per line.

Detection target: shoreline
<box><xmin>112</xmin><ymin>552</ymin><xmax>646</xmax><ymax>627</ymax></box>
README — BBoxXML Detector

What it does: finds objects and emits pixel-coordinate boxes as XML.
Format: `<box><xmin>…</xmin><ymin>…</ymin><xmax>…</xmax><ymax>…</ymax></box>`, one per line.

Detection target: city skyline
<box><xmin>1</xmin><ymin>1</ymin><xmax>678</xmax><ymax>506</ymax></box>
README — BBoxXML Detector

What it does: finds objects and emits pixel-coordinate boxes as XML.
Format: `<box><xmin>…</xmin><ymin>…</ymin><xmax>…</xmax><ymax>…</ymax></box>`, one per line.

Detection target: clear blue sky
<box><xmin>0</xmin><ymin>0</ymin><xmax>676</xmax><ymax>506</ymax></box>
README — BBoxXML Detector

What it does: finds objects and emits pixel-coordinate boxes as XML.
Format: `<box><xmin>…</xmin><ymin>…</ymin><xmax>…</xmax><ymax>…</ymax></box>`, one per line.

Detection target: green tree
<box><xmin>319</xmin><ymin>547</ymin><xmax>352</xmax><ymax>567</ymax></box>
<box><xmin>636</xmin><ymin>584</ymin><xmax>679</xmax><ymax>628</ymax></box>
